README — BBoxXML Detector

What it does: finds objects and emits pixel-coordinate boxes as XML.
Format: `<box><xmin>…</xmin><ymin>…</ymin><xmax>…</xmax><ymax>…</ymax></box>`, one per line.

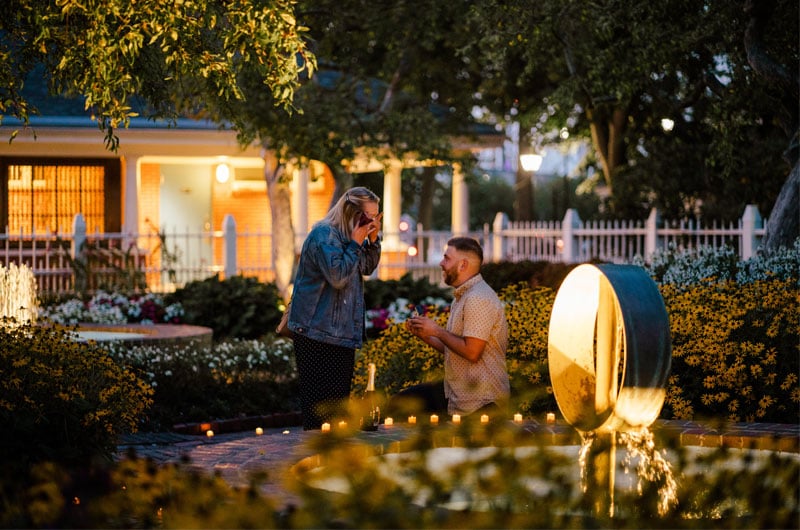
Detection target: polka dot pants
<box><xmin>293</xmin><ymin>333</ymin><xmax>355</xmax><ymax>430</ymax></box>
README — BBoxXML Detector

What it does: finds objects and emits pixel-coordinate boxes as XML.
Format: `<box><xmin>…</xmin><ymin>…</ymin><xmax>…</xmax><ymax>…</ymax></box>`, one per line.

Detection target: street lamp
<box><xmin>518</xmin><ymin>153</ymin><xmax>543</xmax><ymax>221</ymax></box>
<box><xmin>520</xmin><ymin>153</ymin><xmax>543</xmax><ymax>172</ymax></box>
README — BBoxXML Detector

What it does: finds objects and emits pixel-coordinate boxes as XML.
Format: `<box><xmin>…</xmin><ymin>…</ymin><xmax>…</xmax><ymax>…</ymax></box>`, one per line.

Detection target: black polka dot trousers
<box><xmin>293</xmin><ymin>333</ymin><xmax>355</xmax><ymax>430</ymax></box>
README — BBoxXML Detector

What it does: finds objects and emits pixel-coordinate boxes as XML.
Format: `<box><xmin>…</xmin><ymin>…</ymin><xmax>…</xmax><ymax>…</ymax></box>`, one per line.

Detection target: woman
<box><xmin>287</xmin><ymin>187</ymin><xmax>383</xmax><ymax>429</ymax></box>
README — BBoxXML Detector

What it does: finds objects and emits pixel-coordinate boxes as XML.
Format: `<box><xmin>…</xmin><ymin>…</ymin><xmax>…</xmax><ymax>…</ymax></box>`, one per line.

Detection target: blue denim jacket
<box><xmin>287</xmin><ymin>223</ymin><xmax>381</xmax><ymax>349</ymax></box>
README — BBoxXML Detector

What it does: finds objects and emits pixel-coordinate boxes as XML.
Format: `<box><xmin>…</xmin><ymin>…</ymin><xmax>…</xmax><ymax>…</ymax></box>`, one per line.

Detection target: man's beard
<box><xmin>442</xmin><ymin>265</ymin><xmax>458</xmax><ymax>286</ymax></box>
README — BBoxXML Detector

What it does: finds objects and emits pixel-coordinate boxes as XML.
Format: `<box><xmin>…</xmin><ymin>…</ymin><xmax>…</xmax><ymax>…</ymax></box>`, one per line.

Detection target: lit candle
<box><xmin>282</xmin><ymin>430</ymin><xmax>290</xmax><ymax>435</ymax></box>
<box><xmin>451</xmin><ymin>414</ymin><xmax>461</xmax><ymax>424</ymax></box>
<box><xmin>546</xmin><ymin>412</ymin><xmax>556</xmax><ymax>424</ymax></box>
<box><xmin>513</xmin><ymin>413</ymin><xmax>523</xmax><ymax>423</ymax></box>
<box><xmin>206</xmin><ymin>429</ymin><xmax>214</xmax><ymax>437</ymax></box>
<box><xmin>384</xmin><ymin>417</ymin><xmax>394</xmax><ymax>426</ymax></box>
<box><xmin>408</xmin><ymin>415</ymin><xmax>417</xmax><ymax>424</ymax></box>
<box><xmin>255</xmin><ymin>427</ymin><xmax>264</xmax><ymax>435</ymax></box>
<box><xmin>321</xmin><ymin>422</ymin><xmax>331</xmax><ymax>432</ymax></box>
<box><xmin>480</xmin><ymin>414</ymin><xmax>489</xmax><ymax>424</ymax></box>
<box><xmin>430</xmin><ymin>414</ymin><xmax>439</xmax><ymax>424</ymax></box>
<box><xmin>338</xmin><ymin>420</ymin><xmax>347</xmax><ymax>429</ymax></box>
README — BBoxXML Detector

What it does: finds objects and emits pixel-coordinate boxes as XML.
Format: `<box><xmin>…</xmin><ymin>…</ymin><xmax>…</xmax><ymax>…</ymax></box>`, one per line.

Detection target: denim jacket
<box><xmin>287</xmin><ymin>223</ymin><xmax>381</xmax><ymax>349</ymax></box>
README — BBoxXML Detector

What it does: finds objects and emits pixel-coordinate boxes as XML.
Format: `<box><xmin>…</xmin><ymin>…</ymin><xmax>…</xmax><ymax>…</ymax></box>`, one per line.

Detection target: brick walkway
<box><xmin>116</xmin><ymin>419</ymin><xmax>799</xmax><ymax>509</ymax></box>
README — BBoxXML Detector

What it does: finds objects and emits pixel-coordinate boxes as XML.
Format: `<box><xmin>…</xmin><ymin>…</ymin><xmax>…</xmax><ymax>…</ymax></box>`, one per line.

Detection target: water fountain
<box><xmin>0</xmin><ymin>263</ymin><xmax>39</xmax><ymax>326</ymax></box>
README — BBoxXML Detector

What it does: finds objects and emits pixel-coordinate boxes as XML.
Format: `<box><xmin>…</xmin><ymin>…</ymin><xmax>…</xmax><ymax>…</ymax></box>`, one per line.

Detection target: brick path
<box><xmin>116</xmin><ymin>419</ymin><xmax>799</xmax><ymax>510</ymax></box>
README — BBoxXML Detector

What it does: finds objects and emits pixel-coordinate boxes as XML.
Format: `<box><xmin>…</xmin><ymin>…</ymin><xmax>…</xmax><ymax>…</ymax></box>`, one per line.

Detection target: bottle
<box><xmin>360</xmin><ymin>363</ymin><xmax>380</xmax><ymax>431</ymax></box>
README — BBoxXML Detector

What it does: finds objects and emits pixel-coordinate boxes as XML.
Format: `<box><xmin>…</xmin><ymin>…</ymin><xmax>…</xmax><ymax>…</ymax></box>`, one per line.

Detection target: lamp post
<box><xmin>519</xmin><ymin>153</ymin><xmax>543</xmax><ymax>221</ymax></box>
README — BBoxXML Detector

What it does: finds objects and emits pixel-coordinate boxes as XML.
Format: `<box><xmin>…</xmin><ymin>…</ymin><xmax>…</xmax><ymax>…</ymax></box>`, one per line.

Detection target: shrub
<box><xmin>107</xmin><ymin>337</ymin><xmax>299</xmax><ymax>431</ymax></box>
<box><xmin>165</xmin><ymin>275</ymin><xmax>283</xmax><ymax>341</ymax></box>
<box><xmin>354</xmin><ymin>283</ymin><xmax>557</xmax><ymax>417</ymax></box>
<box><xmin>364</xmin><ymin>273</ymin><xmax>451</xmax><ymax>310</ymax></box>
<box><xmin>481</xmin><ymin>260</ymin><xmax>579</xmax><ymax>292</ymax></box>
<box><xmin>661</xmin><ymin>277</ymin><xmax>800</xmax><ymax>423</ymax></box>
<box><xmin>39</xmin><ymin>290</ymin><xmax>184</xmax><ymax>325</ymax></box>
<box><xmin>0</xmin><ymin>323</ymin><xmax>153</xmax><ymax>471</ymax></box>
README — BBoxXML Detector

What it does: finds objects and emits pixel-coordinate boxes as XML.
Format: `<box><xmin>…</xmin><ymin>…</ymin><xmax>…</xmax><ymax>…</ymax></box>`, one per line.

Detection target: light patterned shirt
<box><xmin>443</xmin><ymin>273</ymin><xmax>510</xmax><ymax>415</ymax></box>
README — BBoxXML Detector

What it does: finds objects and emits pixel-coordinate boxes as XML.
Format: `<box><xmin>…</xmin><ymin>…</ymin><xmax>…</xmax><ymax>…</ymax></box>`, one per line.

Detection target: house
<box><xmin>0</xmin><ymin>87</ymin><xmax>506</xmax><ymax>290</ymax></box>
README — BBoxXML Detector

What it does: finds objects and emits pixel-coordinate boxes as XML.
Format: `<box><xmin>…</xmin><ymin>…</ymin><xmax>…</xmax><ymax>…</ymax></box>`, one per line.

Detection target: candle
<box><xmin>206</xmin><ymin>429</ymin><xmax>214</xmax><ymax>437</ymax></box>
<box><xmin>384</xmin><ymin>417</ymin><xmax>394</xmax><ymax>426</ymax></box>
<box><xmin>338</xmin><ymin>420</ymin><xmax>347</xmax><ymax>429</ymax></box>
<box><xmin>480</xmin><ymin>414</ymin><xmax>489</xmax><ymax>424</ymax></box>
<box><xmin>282</xmin><ymin>430</ymin><xmax>290</xmax><ymax>434</ymax></box>
<box><xmin>513</xmin><ymin>413</ymin><xmax>523</xmax><ymax>423</ymax></box>
<box><xmin>546</xmin><ymin>412</ymin><xmax>556</xmax><ymax>424</ymax></box>
<box><xmin>430</xmin><ymin>414</ymin><xmax>439</xmax><ymax>424</ymax></box>
<box><xmin>451</xmin><ymin>414</ymin><xmax>461</xmax><ymax>424</ymax></box>
<box><xmin>255</xmin><ymin>427</ymin><xmax>264</xmax><ymax>435</ymax></box>
<box><xmin>408</xmin><ymin>415</ymin><xmax>417</xmax><ymax>424</ymax></box>
<box><xmin>321</xmin><ymin>422</ymin><xmax>331</xmax><ymax>432</ymax></box>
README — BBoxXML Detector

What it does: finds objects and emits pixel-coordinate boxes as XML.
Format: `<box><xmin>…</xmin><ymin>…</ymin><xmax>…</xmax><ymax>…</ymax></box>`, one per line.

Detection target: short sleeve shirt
<box><xmin>443</xmin><ymin>274</ymin><xmax>510</xmax><ymax>415</ymax></box>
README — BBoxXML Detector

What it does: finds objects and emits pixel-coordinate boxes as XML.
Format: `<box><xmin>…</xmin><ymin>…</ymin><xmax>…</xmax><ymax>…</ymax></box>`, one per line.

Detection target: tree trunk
<box><xmin>262</xmin><ymin>150</ymin><xmax>295</xmax><ymax>300</ymax></box>
<box><xmin>762</xmin><ymin>159</ymin><xmax>799</xmax><ymax>252</ymax></box>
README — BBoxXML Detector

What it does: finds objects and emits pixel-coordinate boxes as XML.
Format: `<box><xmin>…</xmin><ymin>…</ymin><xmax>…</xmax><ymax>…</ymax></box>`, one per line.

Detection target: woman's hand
<box><xmin>352</xmin><ymin>212</ymin><xmax>383</xmax><ymax>243</ymax></box>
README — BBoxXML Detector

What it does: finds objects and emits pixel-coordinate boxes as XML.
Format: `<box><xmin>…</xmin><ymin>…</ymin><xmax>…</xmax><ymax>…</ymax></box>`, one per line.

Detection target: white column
<box><xmin>222</xmin><ymin>214</ymin><xmax>237</xmax><ymax>279</ymax></box>
<box><xmin>451</xmin><ymin>162</ymin><xmax>469</xmax><ymax>235</ymax></box>
<box><xmin>291</xmin><ymin>165</ymin><xmax>309</xmax><ymax>246</ymax></box>
<box><xmin>122</xmin><ymin>155</ymin><xmax>140</xmax><ymax>236</ymax></box>
<box><xmin>383</xmin><ymin>160</ymin><xmax>403</xmax><ymax>250</ymax></box>
<box><xmin>741</xmin><ymin>204</ymin><xmax>763</xmax><ymax>259</ymax></box>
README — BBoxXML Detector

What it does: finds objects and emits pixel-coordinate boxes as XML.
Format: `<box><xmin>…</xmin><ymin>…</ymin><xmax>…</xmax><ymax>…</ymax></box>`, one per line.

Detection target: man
<box><xmin>393</xmin><ymin>237</ymin><xmax>510</xmax><ymax>419</ymax></box>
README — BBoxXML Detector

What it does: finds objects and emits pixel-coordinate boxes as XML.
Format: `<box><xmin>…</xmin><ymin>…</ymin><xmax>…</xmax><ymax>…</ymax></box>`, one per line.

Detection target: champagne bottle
<box><xmin>360</xmin><ymin>363</ymin><xmax>380</xmax><ymax>431</ymax></box>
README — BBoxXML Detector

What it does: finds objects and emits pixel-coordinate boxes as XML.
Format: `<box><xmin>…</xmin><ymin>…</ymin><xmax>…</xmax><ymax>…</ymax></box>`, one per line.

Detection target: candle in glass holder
<box><xmin>384</xmin><ymin>417</ymin><xmax>394</xmax><ymax>426</ymax></box>
<box><xmin>255</xmin><ymin>427</ymin><xmax>264</xmax><ymax>435</ymax></box>
<box><xmin>451</xmin><ymin>414</ymin><xmax>461</xmax><ymax>424</ymax></box>
<box><xmin>546</xmin><ymin>412</ymin><xmax>556</xmax><ymax>424</ymax></box>
<box><xmin>513</xmin><ymin>413</ymin><xmax>523</xmax><ymax>423</ymax></box>
<box><xmin>206</xmin><ymin>429</ymin><xmax>214</xmax><ymax>437</ymax></box>
<box><xmin>408</xmin><ymin>415</ymin><xmax>417</xmax><ymax>424</ymax></box>
<box><xmin>430</xmin><ymin>414</ymin><xmax>439</xmax><ymax>424</ymax></box>
<box><xmin>338</xmin><ymin>420</ymin><xmax>347</xmax><ymax>429</ymax></box>
<box><xmin>480</xmin><ymin>414</ymin><xmax>489</xmax><ymax>424</ymax></box>
<box><xmin>321</xmin><ymin>422</ymin><xmax>331</xmax><ymax>432</ymax></box>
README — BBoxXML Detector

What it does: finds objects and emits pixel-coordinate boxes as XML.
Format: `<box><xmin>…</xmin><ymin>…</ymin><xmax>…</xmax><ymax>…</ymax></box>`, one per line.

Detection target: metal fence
<box><xmin>1</xmin><ymin>205</ymin><xmax>766</xmax><ymax>295</ymax></box>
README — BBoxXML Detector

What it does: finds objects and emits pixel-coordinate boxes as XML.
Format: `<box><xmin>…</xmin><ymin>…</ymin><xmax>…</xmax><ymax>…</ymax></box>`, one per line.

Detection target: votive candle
<box><xmin>255</xmin><ymin>427</ymin><xmax>264</xmax><ymax>435</ymax></box>
<box><xmin>430</xmin><ymin>414</ymin><xmax>439</xmax><ymax>424</ymax></box>
<box><xmin>338</xmin><ymin>420</ymin><xmax>347</xmax><ymax>429</ymax></box>
<box><xmin>452</xmin><ymin>414</ymin><xmax>461</xmax><ymax>424</ymax></box>
<box><xmin>546</xmin><ymin>412</ymin><xmax>556</xmax><ymax>424</ymax></box>
<box><xmin>384</xmin><ymin>417</ymin><xmax>394</xmax><ymax>426</ymax></box>
<box><xmin>408</xmin><ymin>415</ymin><xmax>417</xmax><ymax>424</ymax></box>
<box><xmin>480</xmin><ymin>414</ymin><xmax>489</xmax><ymax>424</ymax></box>
<box><xmin>513</xmin><ymin>413</ymin><xmax>523</xmax><ymax>423</ymax></box>
<box><xmin>206</xmin><ymin>429</ymin><xmax>214</xmax><ymax>437</ymax></box>
<box><xmin>321</xmin><ymin>422</ymin><xmax>331</xmax><ymax>432</ymax></box>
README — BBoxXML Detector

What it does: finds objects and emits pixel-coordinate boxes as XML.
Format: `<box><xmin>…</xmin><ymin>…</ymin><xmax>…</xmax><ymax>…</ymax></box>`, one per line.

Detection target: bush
<box><xmin>39</xmin><ymin>290</ymin><xmax>184</xmax><ymax>325</ymax></box>
<box><xmin>107</xmin><ymin>337</ymin><xmax>299</xmax><ymax>431</ymax></box>
<box><xmin>165</xmin><ymin>275</ymin><xmax>283</xmax><ymax>341</ymax></box>
<box><xmin>661</xmin><ymin>277</ymin><xmax>800</xmax><ymax>423</ymax></box>
<box><xmin>481</xmin><ymin>260</ymin><xmax>579</xmax><ymax>292</ymax></box>
<box><xmin>0</xmin><ymin>323</ymin><xmax>153</xmax><ymax>471</ymax></box>
<box><xmin>364</xmin><ymin>273</ymin><xmax>451</xmax><ymax>310</ymax></box>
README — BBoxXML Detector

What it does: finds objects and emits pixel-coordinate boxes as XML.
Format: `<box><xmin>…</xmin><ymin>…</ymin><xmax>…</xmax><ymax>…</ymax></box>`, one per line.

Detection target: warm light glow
<box><xmin>520</xmin><ymin>153</ymin><xmax>543</xmax><ymax>172</ymax></box>
<box><xmin>407</xmin><ymin>246</ymin><xmax>419</xmax><ymax>257</ymax></box>
<box><xmin>215</xmin><ymin>163</ymin><xmax>231</xmax><ymax>184</ymax></box>
<box><xmin>661</xmin><ymin>118</ymin><xmax>675</xmax><ymax>132</ymax></box>
<box><xmin>384</xmin><ymin>417</ymin><xmax>394</xmax><ymax>426</ymax></box>
<box><xmin>338</xmin><ymin>420</ymin><xmax>347</xmax><ymax>429</ymax></box>
<box><xmin>255</xmin><ymin>427</ymin><xmax>263</xmax><ymax>436</ymax></box>
<box><xmin>430</xmin><ymin>414</ymin><xmax>439</xmax><ymax>424</ymax></box>
<box><xmin>408</xmin><ymin>415</ymin><xmax>417</xmax><ymax>424</ymax></box>
<box><xmin>206</xmin><ymin>429</ymin><xmax>214</xmax><ymax>437</ymax></box>
<box><xmin>480</xmin><ymin>414</ymin><xmax>489</xmax><ymax>424</ymax></box>
<box><xmin>399</xmin><ymin>220</ymin><xmax>410</xmax><ymax>232</ymax></box>
<box><xmin>546</xmin><ymin>412</ymin><xmax>556</xmax><ymax>424</ymax></box>
<box><xmin>321</xmin><ymin>422</ymin><xmax>331</xmax><ymax>432</ymax></box>
<box><xmin>452</xmin><ymin>414</ymin><xmax>461</xmax><ymax>424</ymax></box>
<box><xmin>513</xmin><ymin>413</ymin><xmax>523</xmax><ymax>423</ymax></box>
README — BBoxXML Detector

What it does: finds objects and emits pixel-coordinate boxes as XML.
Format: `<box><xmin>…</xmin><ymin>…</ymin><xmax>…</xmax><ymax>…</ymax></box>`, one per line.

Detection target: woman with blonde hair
<box><xmin>287</xmin><ymin>186</ymin><xmax>383</xmax><ymax>429</ymax></box>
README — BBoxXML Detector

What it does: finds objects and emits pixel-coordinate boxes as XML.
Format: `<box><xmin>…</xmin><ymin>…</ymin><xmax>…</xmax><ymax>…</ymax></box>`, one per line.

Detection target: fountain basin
<box><xmin>64</xmin><ymin>323</ymin><xmax>213</xmax><ymax>350</ymax></box>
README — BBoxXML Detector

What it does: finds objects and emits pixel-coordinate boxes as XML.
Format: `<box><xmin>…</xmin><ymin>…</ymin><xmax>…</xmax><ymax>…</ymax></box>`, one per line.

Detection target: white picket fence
<box><xmin>1</xmin><ymin>205</ymin><xmax>766</xmax><ymax>294</ymax></box>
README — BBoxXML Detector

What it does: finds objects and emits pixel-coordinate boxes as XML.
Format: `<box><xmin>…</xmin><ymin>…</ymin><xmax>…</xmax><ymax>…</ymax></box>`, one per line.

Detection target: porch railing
<box><xmin>1</xmin><ymin>205</ymin><xmax>766</xmax><ymax>295</ymax></box>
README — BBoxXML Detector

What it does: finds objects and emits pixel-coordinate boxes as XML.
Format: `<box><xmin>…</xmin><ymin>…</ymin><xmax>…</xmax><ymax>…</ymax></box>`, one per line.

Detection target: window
<box><xmin>1</xmin><ymin>158</ymin><xmax>121</xmax><ymax>235</ymax></box>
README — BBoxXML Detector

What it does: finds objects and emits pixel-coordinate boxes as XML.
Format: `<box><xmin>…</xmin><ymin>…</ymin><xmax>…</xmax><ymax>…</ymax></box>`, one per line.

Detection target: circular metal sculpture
<box><xmin>548</xmin><ymin>264</ymin><xmax>671</xmax><ymax>433</ymax></box>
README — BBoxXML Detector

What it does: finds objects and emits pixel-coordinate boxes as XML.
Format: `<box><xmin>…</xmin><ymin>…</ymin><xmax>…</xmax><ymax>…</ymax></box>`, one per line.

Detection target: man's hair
<box><xmin>447</xmin><ymin>237</ymin><xmax>483</xmax><ymax>263</ymax></box>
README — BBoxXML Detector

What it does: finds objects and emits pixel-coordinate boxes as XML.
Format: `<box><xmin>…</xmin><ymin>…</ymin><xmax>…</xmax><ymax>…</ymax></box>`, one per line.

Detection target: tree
<box><xmin>465</xmin><ymin>0</ymin><xmax>798</xmax><ymax>249</ymax></box>
<box><xmin>0</xmin><ymin>0</ymin><xmax>314</xmax><ymax>149</ymax></box>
